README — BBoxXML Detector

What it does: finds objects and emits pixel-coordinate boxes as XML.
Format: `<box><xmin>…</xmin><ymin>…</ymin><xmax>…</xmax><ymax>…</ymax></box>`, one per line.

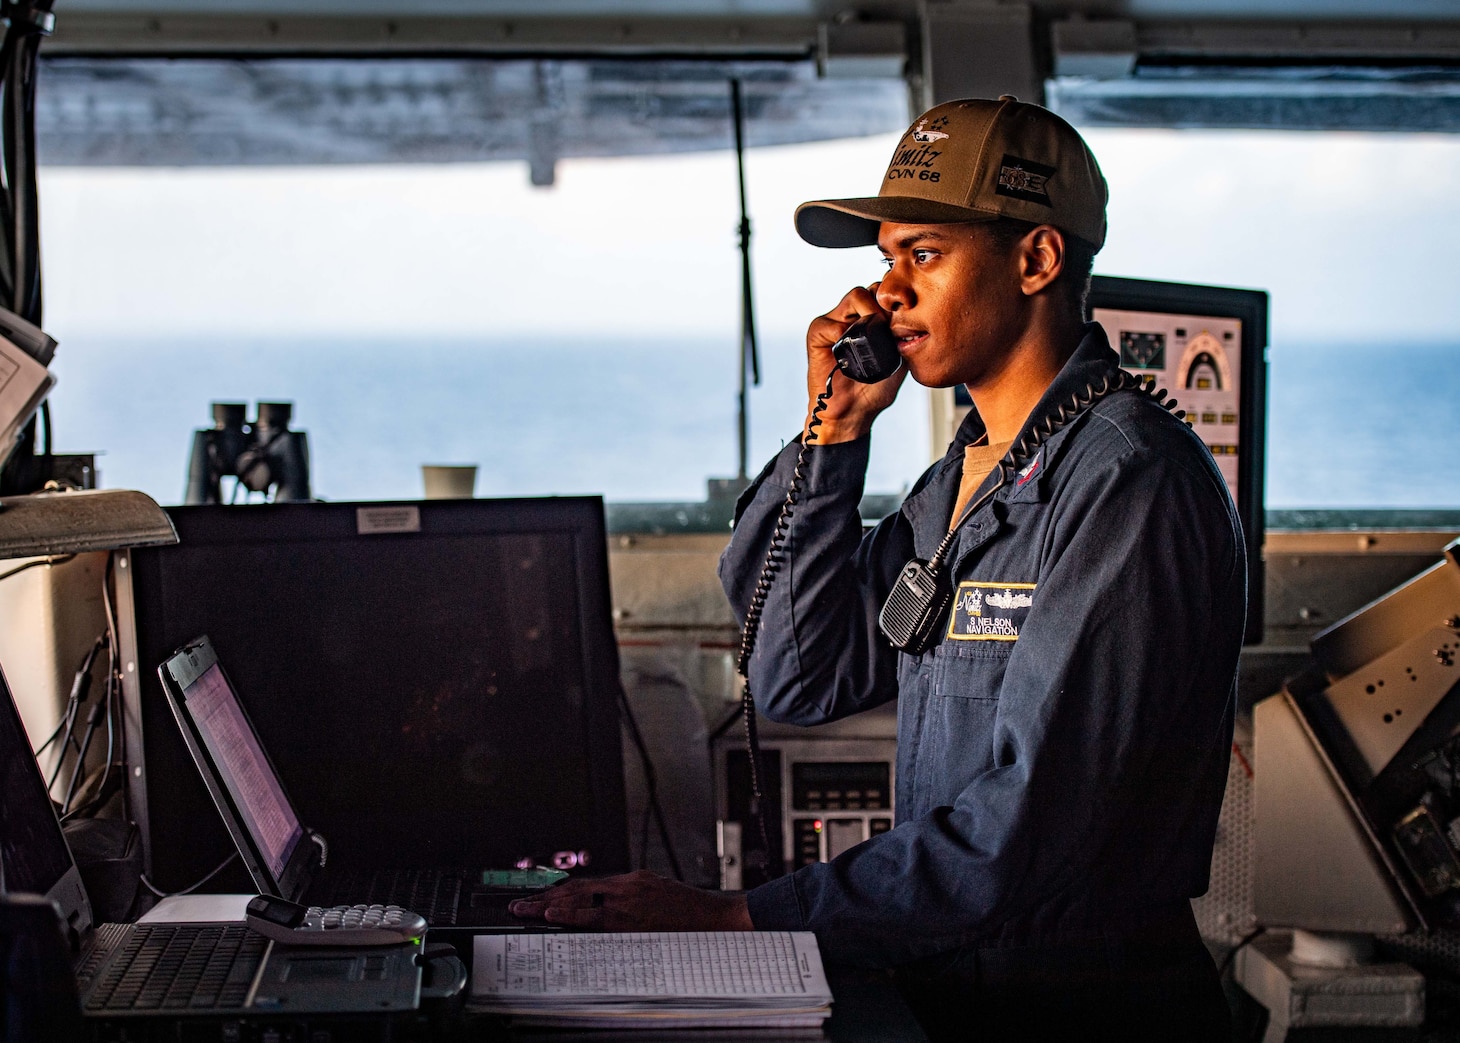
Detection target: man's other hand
<box><xmin>508</xmin><ymin>870</ymin><xmax>754</xmax><ymax>932</ymax></box>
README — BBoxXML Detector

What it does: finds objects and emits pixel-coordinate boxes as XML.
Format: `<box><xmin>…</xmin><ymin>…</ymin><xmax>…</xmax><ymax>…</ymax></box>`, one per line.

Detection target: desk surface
<box><xmin>822</xmin><ymin>966</ymin><xmax>931</xmax><ymax>1043</ymax></box>
<box><xmin>128</xmin><ymin>906</ymin><xmax>931</xmax><ymax>1042</ymax></box>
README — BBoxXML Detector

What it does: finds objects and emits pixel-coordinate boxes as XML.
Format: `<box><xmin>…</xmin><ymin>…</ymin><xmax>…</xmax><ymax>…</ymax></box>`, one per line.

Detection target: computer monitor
<box><xmin>117</xmin><ymin>497</ymin><xmax>629</xmax><ymax>893</ymax></box>
<box><xmin>1088</xmin><ymin>275</ymin><xmax>1268</xmax><ymax>644</ymax></box>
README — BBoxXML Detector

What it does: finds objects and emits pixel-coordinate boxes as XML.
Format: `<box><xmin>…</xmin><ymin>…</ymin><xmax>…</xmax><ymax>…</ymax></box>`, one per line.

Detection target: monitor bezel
<box><xmin>1088</xmin><ymin>275</ymin><xmax>1268</xmax><ymax>645</ymax></box>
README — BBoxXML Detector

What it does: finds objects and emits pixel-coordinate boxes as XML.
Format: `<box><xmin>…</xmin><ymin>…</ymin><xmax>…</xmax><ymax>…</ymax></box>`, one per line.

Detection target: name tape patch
<box><xmin>995</xmin><ymin>154</ymin><xmax>1055</xmax><ymax>207</ymax></box>
<box><xmin>947</xmin><ymin>581</ymin><xmax>1036</xmax><ymax>642</ymax></box>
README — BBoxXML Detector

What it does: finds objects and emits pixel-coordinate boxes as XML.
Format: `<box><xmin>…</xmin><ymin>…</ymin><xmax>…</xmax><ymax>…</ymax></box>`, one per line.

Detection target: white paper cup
<box><xmin>422</xmin><ymin>464</ymin><xmax>477</xmax><ymax>499</ymax></box>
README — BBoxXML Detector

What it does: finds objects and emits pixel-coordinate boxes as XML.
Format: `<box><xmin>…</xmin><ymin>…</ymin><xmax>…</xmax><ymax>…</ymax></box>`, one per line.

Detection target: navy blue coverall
<box><xmin>719</xmin><ymin>325</ymin><xmax>1245</xmax><ymax>1037</ymax></box>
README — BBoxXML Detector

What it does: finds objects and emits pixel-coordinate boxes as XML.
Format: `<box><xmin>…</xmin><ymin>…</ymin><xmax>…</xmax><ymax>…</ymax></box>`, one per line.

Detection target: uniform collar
<box><xmin>1010</xmin><ymin>321</ymin><xmax>1121</xmax><ymax>454</ymax></box>
<box><xmin>947</xmin><ymin>322</ymin><xmax>1119</xmax><ymax>457</ymax></box>
<box><xmin>901</xmin><ymin>323</ymin><xmax>1120</xmax><ymax>553</ymax></box>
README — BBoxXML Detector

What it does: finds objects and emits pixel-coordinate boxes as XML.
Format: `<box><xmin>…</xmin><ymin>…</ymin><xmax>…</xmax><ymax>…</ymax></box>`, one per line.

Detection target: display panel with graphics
<box><xmin>1095</xmin><ymin>309</ymin><xmax>1243</xmax><ymax>502</ymax></box>
<box><xmin>1088</xmin><ymin>276</ymin><xmax>1267</xmax><ymax>645</ymax></box>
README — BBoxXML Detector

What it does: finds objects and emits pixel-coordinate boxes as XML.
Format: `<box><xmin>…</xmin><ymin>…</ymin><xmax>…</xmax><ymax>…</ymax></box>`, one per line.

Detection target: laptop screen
<box><xmin>0</xmin><ymin>666</ymin><xmax>78</xmax><ymax>899</ymax></box>
<box><xmin>183</xmin><ymin>663</ymin><xmax>303</xmax><ymax>880</ymax></box>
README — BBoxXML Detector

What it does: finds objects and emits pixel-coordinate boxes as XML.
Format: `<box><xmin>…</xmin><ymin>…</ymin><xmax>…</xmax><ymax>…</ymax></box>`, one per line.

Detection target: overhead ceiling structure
<box><xmin>30</xmin><ymin>0</ymin><xmax>1460</xmax><ymax>172</ymax></box>
<box><xmin>35</xmin><ymin>58</ymin><xmax>911</xmax><ymax>172</ymax></box>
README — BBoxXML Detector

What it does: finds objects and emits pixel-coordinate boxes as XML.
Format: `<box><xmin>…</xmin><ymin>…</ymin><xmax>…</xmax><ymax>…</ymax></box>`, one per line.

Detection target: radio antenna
<box><xmin>730</xmin><ymin>78</ymin><xmax>760</xmax><ymax>481</ymax></box>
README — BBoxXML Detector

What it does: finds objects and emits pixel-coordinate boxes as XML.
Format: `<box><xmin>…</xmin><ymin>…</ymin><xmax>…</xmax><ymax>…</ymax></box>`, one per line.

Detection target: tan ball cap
<box><xmin>795</xmin><ymin>96</ymin><xmax>1108</xmax><ymax>250</ymax></box>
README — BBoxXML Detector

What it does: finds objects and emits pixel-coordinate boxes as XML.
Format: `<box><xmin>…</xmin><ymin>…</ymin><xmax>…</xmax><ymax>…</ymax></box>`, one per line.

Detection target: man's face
<box><xmin>873</xmin><ymin>221</ymin><xmax>1024</xmax><ymax>389</ymax></box>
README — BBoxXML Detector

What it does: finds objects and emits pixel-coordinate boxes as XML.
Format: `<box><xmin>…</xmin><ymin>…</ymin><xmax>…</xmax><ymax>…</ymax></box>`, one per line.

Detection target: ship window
<box><xmin>36</xmin><ymin>58</ymin><xmax>924</xmax><ymax>512</ymax></box>
<box><xmin>30</xmin><ymin>68</ymin><xmax>1460</xmax><ymax>516</ymax></box>
<box><xmin>39</xmin><ymin>140</ymin><xmax>927</xmax><ymax>507</ymax></box>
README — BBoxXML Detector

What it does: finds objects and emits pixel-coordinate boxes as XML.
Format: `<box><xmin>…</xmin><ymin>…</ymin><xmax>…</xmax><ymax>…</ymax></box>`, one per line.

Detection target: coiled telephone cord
<box><xmin>734</xmin><ymin>370</ymin><xmax>836</xmax><ymax>874</ymax></box>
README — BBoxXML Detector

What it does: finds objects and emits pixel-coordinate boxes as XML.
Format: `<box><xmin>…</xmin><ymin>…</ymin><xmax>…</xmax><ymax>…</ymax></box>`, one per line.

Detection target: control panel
<box><xmin>788</xmin><ymin>761</ymin><xmax>893</xmax><ymax>868</ymax></box>
<box><xmin>713</xmin><ymin>728</ymin><xmax>897</xmax><ymax>890</ymax></box>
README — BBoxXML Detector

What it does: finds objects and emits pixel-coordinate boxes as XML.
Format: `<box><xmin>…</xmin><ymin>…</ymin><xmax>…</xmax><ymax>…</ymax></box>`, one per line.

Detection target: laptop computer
<box><xmin>157</xmin><ymin>635</ymin><xmax>556</xmax><ymax>931</ymax></box>
<box><xmin>0</xmin><ymin>658</ymin><xmax>423</xmax><ymax>1032</ymax></box>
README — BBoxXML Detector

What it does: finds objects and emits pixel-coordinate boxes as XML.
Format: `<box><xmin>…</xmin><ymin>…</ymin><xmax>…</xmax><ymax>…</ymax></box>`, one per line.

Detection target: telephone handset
<box><xmin>245</xmin><ymin>894</ymin><xmax>426</xmax><ymax>947</ymax></box>
<box><xmin>830</xmin><ymin>316</ymin><xmax>903</xmax><ymax>384</ymax></box>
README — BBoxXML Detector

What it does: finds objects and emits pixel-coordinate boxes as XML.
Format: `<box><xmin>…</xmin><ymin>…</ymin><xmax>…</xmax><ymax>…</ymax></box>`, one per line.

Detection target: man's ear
<box><xmin>1017</xmin><ymin>225</ymin><xmax>1065</xmax><ymax>297</ymax></box>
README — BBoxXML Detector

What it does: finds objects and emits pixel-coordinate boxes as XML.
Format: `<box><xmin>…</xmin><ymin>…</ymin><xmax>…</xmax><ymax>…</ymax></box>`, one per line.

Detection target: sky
<box><xmin>38</xmin><ymin>127</ymin><xmax>1460</xmax><ymax>345</ymax></box>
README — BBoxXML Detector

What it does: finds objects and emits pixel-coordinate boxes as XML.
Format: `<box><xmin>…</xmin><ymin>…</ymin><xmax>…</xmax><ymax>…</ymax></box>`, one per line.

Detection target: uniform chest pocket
<box><xmin>911</xmin><ymin>646</ymin><xmax>1008</xmax><ymax>800</ymax></box>
<box><xmin>928</xmin><ymin>639</ymin><xmax>1011</xmax><ymax>700</ymax></box>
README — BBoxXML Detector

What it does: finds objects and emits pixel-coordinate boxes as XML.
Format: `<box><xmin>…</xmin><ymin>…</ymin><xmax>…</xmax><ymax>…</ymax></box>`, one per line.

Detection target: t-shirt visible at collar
<box><xmin>949</xmin><ymin>440</ymin><xmax>1012</xmax><ymax>531</ymax></box>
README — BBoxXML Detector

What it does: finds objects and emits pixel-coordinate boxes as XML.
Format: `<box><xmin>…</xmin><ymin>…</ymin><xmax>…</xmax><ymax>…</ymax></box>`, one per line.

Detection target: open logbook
<box><xmin>469</xmin><ymin>931</ymin><xmax>832</xmax><ymax>1031</ymax></box>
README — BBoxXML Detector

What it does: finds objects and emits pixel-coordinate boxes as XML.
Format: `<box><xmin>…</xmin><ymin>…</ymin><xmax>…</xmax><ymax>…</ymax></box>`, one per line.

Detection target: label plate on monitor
<box><xmin>356</xmin><ymin>506</ymin><xmax>421</xmax><ymax>535</ymax></box>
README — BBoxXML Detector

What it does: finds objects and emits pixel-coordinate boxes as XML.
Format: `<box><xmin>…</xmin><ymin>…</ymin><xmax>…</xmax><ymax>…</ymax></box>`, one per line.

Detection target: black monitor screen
<box><xmin>123</xmin><ymin>498</ymin><xmax>629</xmax><ymax>892</ymax></box>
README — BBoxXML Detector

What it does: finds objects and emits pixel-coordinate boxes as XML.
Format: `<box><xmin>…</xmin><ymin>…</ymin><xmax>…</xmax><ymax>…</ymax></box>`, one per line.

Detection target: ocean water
<box><xmin>1266</xmin><ymin>340</ymin><xmax>1460</xmax><ymax>510</ymax></box>
<box><xmin>42</xmin><ymin>333</ymin><xmax>1460</xmax><ymax>511</ymax></box>
<box><xmin>45</xmin><ymin>332</ymin><xmax>928</xmax><ymax>505</ymax></box>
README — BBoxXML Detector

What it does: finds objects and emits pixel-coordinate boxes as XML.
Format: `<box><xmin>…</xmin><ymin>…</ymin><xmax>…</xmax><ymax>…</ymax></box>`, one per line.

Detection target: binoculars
<box><xmin>184</xmin><ymin>402</ymin><xmax>311</xmax><ymax>504</ymax></box>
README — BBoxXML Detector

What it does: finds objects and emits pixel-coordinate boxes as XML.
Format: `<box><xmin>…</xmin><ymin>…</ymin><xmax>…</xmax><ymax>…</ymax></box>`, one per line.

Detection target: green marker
<box><xmin>481</xmin><ymin>868</ymin><xmax>569</xmax><ymax>891</ymax></box>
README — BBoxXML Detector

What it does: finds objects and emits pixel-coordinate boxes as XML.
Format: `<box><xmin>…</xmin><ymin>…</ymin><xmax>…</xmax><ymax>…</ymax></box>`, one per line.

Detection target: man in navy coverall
<box><xmin>513</xmin><ymin>96</ymin><xmax>1245</xmax><ymax>1040</ymax></box>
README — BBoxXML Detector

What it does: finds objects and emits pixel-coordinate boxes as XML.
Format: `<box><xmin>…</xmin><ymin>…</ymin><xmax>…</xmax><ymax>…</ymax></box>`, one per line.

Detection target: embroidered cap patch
<box><xmin>995</xmin><ymin>155</ymin><xmax>1054</xmax><ymax>207</ymax></box>
<box><xmin>946</xmin><ymin>581</ymin><xmax>1036</xmax><ymax>641</ymax></box>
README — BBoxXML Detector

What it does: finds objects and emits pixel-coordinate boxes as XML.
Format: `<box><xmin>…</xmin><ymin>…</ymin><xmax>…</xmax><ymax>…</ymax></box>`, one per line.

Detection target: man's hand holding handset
<box><xmin>804</xmin><ymin>282</ymin><xmax>908</xmax><ymax>445</ymax></box>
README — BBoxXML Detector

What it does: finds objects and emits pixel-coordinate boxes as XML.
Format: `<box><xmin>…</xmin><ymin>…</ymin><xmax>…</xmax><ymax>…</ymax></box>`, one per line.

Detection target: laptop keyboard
<box><xmin>315</xmin><ymin>867</ymin><xmax>464</xmax><ymax>926</ymax></box>
<box><xmin>84</xmin><ymin>924</ymin><xmax>266</xmax><ymax>1012</ymax></box>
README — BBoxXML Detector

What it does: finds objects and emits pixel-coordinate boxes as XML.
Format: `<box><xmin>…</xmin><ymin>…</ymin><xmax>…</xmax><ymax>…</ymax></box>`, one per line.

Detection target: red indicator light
<box><xmin>813</xmin><ymin>820</ymin><xmax>823</xmax><ymax>832</ymax></box>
